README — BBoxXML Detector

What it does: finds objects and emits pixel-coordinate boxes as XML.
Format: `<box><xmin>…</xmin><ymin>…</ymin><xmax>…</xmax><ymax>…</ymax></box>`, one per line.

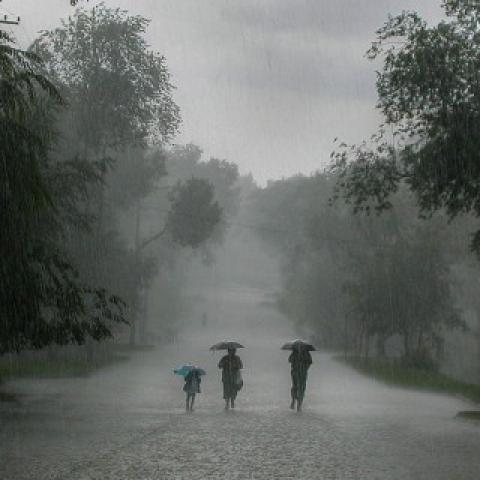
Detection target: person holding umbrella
<box><xmin>282</xmin><ymin>340</ymin><xmax>314</xmax><ymax>411</ymax></box>
<box><xmin>174</xmin><ymin>365</ymin><xmax>206</xmax><ymax>412</ymax></box>
<box><xmin>211</xmin><ymin>341</ymin><xmax>244</xmax><ymax>410</ymax></box>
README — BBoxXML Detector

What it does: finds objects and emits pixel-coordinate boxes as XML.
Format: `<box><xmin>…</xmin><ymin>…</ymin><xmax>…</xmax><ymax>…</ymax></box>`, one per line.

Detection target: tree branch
<box><xmin>139</xmin><ymin>226</ymin><xmax>167</xmax><ymax>251</ymax></box>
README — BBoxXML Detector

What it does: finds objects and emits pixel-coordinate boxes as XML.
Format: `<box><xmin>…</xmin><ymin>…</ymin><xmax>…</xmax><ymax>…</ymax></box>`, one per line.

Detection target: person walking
<box><xmin>183</xmin><ymin>368</ymin><xmax>202</xmax><ymax>412</ymax></box>
<box><xmin>218</xmin><ymin>346</ymin><xmax>243</xmax><ymax>410</ymax></box>
<box><xmin>289</xmin><ymin>345</ymin><xmax>312</xmax><ymax>411</ymax></box>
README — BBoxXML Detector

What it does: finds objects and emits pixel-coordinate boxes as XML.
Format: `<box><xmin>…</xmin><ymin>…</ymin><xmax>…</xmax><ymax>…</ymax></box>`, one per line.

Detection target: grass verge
<box><xmin>337</xmin><ymin>356</ymin><xmax>480</xmax><ymax>405</ymax></box>
<box><xmin>0</xmin><ymin>354</ymin><xmax>129</xmax><ymax>382</ymax></box>
<box><xmin>0</xmin><ymin>343</ymin><xmax>154</xmax><ymax>384</ymax></box>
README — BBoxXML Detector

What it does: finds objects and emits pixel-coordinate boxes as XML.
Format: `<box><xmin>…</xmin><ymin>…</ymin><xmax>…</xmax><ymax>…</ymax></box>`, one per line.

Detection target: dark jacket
<box><xmin>183</xmin><ymin>370</ymin><xmax>201</xmax><ymax>394</ymax></box>
<box><xmin>288</xmin><ymin>350</ymin><xmax>312</xmax><ymax>375</ymax></box>
<box><xmin>218</xmin><ymin>354</ymin><xmax>243</xmax><ymax>382</ymax></box>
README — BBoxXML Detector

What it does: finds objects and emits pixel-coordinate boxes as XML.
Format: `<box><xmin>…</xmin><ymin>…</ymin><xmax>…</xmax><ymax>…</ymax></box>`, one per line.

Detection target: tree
<box><xmin>246</xmin><ymin>174</ymin><xmax>351</xmax><ymax>347</ymax></box>
<box><xmin>341</xmin><ymin>207</ymin><xmax>462</xmax><ymax>366</ymax></box>
<box><xmin>140</xmin><ymin>177</ymin><xmax>222</xmax><ymax>251</ymax></box>
<box><xmin>165</xmin><ymin>144</ymin><xmax>240</xmax><ymax>263</ymax></box>
<box><xmin>0</xmin><ymin>30</ymin><xmax>124</xmax><ymax>354</ymax></box>
<box><xmin>247</xmin><ymin>171</ymin><xmax>462</xmax><ymax>363</ymax></box>
<box><xmin>166</xmin><ymin>178</ymin><xmax>222</xmax><ymax>249</ymax></box>
<box><xmin>125</xmin><ymin>176</ymin><xmax>221</xmax><ymax>344</ymax></box>
<box><xmin>109</xmin><ymin>149</ymin><xmax>167</xmax><ymax>210</ymax></box>
<box><xmin>32</xmin><ymin>5</ymin><xmax>181</xmax><ymax>344</ymax></box>
<box><xmin>35</xmin><ymin>3</ymin><xmax>180</xmax><ymax>157</ymax></box>
<box><xmin>332</xmin><ymin>1</ymin><xmax>480</xmax><ymax>252</ymax></box>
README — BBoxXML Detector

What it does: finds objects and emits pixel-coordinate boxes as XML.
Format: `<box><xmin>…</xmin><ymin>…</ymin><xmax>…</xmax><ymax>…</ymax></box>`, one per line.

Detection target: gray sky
<box><xmin>3</xmin><ymin>0</ymin><xmax>444</xmax><ymax>184</ymax></box>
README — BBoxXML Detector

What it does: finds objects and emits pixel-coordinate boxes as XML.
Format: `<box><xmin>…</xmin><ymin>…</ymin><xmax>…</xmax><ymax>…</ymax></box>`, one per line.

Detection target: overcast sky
<box><xmin>3</xmin><ymin>0</ymin><xmax>444</xmax><ymax>184</ymax></box>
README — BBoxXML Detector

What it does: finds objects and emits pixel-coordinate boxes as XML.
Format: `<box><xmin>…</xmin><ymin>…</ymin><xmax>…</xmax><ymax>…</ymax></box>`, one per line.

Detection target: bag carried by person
<box><xmin>234</xmin><ymin>370</ymin><xmax>243</xmax><ymax>391</ymax></box>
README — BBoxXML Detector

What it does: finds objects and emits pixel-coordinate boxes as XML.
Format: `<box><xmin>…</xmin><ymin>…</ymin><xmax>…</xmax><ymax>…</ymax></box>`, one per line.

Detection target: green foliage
<box><xmin>165</xmin><ymin>144</ymin><xmax>240</xmax><ymax>263</ymax></box>
<box><xmin>166</xmin><ymin>178</ymin><xmax>222</xmax><ymax>249</ymax></box>
<box><xmin>332</xmin><ymin>2</ymin><xmax>480</xmax><ymax>253</ymax></box>
<box><xmin>247</xmin><ymin>174</ymin><xmax>351</xmax><ymax>346</ymax></box>
<box><xmin>29</xmin><ymin>5</ymin><xmax>182</xmax><ymax>343</ymax></box>
<box><xmin>167</xmin><ymin>144</ymin><xmax>240</xmax><ymax>221</ymax></box>
<box><xmin>341</xmin><ymin>210</ymin><xmax>463</xmax><ymax>364</ymax></box>
<box><xmin>0</xmin><ymin>30</ymin><xmax>125</xmax><ymax>354</ymax></box>
<box><xmin>0</xmin><ymin>349</ymin><xmax>128</xmax><ymax>382</ymax></box>
<box><xmin>109</xmin><ymin>149</ymin><xmax>167</xmax><ymax>210</ymax></box>
<box><xmin>34</xmin><ymin>2</ymin><xmax>180</xmax><ymax>154</ymax></box>
<box><xmin>248</xmin><ymin>173</ymin><xmax>463</xmax><ymax>364</ymax></box>
<box><xmin>340</xmin><ymin>356</ymin><xmax>480</xmax><ymax>404</ymax></box>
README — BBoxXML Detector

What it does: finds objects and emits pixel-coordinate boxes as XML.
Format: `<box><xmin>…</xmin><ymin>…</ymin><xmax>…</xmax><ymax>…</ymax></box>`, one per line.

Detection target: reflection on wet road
<box><xmin>1</xmin><ymin>287</ymin><xmax>479</xmax><ymax>479</ymax></box>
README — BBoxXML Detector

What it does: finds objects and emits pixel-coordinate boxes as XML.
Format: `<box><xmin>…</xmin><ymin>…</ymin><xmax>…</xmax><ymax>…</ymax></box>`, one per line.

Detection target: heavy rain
<box><xmin>1</xmin><ymin>0</ymin><xmax>480</xmax><ymax>479</ymax></box>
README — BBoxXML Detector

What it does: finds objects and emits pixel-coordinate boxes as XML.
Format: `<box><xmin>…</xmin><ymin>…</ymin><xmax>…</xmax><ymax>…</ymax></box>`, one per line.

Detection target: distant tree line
<box><xmin>247</xmin><ymin>173</ymin><xmax>477</xmax><ymax>369</ymax></box>
<box><xmin>247</xmin><ymin>1</ymin><xmax>480</xmax><ymax>371</ymax></box>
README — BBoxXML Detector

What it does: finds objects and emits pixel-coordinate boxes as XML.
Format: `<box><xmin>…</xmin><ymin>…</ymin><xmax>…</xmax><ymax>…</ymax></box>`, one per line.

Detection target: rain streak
<box><xmin>1</xmin><ymin>1</ymin><xmax>480</xmax><ymax>479</ymax></box>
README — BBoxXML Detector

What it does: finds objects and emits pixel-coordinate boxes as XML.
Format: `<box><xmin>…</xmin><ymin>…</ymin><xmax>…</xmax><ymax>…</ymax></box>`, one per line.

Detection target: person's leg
<box><xmin>231</xmin><ymin>380</ymin><xmax>238</xmax><ymax>408</ymax></box>
<box><xmin>223</xmin><ymin>382</ymin><xmax>230</xmax><ymax>409</ymax></box>
<box><xmin>291</xmin><ymin>371</ymin><xmax>297</xmax><ymax>409</ymax></box>
<box><xmin>186</xmin><ymin>393</ymin><xmax>190</xmax><ymax>412</ymax></box>
<box><xmin>297</xmin><ymin>375</ymin><xmax>307</xmax><ymax>411</ymax></box>
<box><xmin>190</xmin><ymin>393</ymin><xmax>195</xmax><ymax>411</ymax></box>
<box><xmin>297</xmin><ymin>381</ymin><xmax>303</xmax><ymax>411</ymax></box>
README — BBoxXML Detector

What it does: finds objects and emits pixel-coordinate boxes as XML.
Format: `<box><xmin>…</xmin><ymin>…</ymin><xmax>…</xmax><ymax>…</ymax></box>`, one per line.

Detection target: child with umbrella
<box><xmin>174</xmin><ymin>365</ymin><xmax>206</xmax><ymax>412</ymax></box>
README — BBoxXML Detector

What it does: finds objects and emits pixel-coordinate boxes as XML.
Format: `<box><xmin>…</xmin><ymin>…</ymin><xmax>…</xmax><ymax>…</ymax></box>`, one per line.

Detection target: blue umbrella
<box><xmin>174</xmin><ymin>365</ymin><xmax>206</xmax><ymax>377</ymax></box>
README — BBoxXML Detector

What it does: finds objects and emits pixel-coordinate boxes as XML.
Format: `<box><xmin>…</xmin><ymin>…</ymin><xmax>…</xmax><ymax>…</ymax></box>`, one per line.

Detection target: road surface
<box><xmin>1</xmin><ymin>286</ymin><xmax>479</xmax><ymax>479</ymax></box>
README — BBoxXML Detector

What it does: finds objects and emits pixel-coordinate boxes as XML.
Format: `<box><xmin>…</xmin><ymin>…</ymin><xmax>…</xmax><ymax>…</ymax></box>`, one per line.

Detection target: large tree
<box><xmin>31</xmin><ymin>5</ymin><xmax>182</xmax><ymax>342</ymax></box>
<box><xmin>0</xmin><ymin>30</ymin><xmax>124</xmax><ymax>354</ymax></box>
<box><xmin>332</xmin><ymin>0</ymin><xmax>480</xmax><ymax>252</ymax></box>
<box><xmin>35</xmin><ymin>3</ymin><xmax>180</xmax><ymax>158</ymax></box>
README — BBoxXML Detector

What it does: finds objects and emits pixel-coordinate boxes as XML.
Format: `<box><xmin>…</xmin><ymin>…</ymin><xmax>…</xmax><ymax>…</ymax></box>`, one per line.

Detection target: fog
<box><xmin>1</xmin><ymin>1</ymin><xmax>480</xmax><ymax>479</ymax></box>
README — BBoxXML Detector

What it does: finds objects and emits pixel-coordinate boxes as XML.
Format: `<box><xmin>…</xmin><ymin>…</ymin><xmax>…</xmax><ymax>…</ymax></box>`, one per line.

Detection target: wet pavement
<box><xmin>1</xmin><ymin>286</ymin><xmax>480</xmax><ymax>479</ymax></box>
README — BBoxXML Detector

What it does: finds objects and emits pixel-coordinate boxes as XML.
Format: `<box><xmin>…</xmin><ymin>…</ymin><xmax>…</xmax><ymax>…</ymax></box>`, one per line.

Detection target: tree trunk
<box><xmin>130</xmin><ymin>201</ymin><xmax>142</xmax><ymax>346</ymax></box>
<box><xmin>139</xmin><ymin>288</ymin><xmax>149</xmax><ymax>345</ymax></box>
<box><xmin>376</xmin><ymin>334</ymin><xmax>386</xmax><ymax>358</ymax></box>
<box><xmin>403</xmin><ymin>330</ymin><xmax>411</xmax><ymax>359</ymax></box>
<box><xmin>129</xmin><ymin>321</ymin><xmax>136</xmax><ymax>347</ymax></box>
<box><xmin>364</xmin><ymin>334</ymin><xmax>370</xmax><ymax>359</ymax></box>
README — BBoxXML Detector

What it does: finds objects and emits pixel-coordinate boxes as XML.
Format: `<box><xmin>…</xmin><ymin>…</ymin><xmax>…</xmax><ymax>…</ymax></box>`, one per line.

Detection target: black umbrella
<box><xmin>209</xmin><ymin>341</ymin><xmax>245</xmax><ymax>351</ymax></box>
<box><xmin>281</xmin><ymin>339</ymin><xmax>316</xmax><ymax>351</ymax></box>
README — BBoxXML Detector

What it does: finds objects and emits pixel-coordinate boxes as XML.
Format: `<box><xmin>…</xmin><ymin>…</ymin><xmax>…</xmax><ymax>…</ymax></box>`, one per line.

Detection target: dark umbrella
<box><xmin>281</xmin><ymin>339</ymin><xmax>316</xmax><ymax>351</ymax></box>
<box><xmin>209</xmin><ymin>341</ymin><xmax>245</xmax><ymax>351</ymax></box>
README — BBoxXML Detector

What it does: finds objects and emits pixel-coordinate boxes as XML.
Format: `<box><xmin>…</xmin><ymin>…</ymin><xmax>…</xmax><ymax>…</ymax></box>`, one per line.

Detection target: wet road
<box><xmin>1</xmin><ymin>286</ymin><xmax>480</xmax><ymax>480</ymax></box>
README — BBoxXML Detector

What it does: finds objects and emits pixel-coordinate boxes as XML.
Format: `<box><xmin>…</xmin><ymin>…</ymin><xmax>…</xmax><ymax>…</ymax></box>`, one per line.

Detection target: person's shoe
<box><xmin>297</xmin><ymin>401</ymin><xmax>302</xmax><ymax>412</ymax></box>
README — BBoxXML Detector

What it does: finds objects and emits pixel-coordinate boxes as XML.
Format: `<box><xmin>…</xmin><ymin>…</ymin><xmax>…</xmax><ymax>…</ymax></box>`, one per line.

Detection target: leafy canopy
<box><xmin>0</xmin><ymin>30</ymin><xmax>124</xmax><ymax>354</ymax></box>
<box><xmin>166</xmin><ymin>178</ymin><xmax>222</xmax><ymax>249</ymax></box>
<box><xmin>35</xmin><ymin>3</ymin><xmax>180</xmax><ymax>153</ymax></box>
<box><xmin>332</xmin><ymin>1</ymin><xmax>480</xmax><ymax>252</ymax></box>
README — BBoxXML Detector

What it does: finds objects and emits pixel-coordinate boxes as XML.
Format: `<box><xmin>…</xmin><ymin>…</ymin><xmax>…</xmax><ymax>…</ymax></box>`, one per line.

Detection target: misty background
<box><xmin>1</xmin><ymin>1</ymin><xmax>480</xmax><ymax>479</ymax></box>
<box><xmin>2</xmin><ymin>0</ymin><xmax>443</xmax><ymax>182</ymax></box>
